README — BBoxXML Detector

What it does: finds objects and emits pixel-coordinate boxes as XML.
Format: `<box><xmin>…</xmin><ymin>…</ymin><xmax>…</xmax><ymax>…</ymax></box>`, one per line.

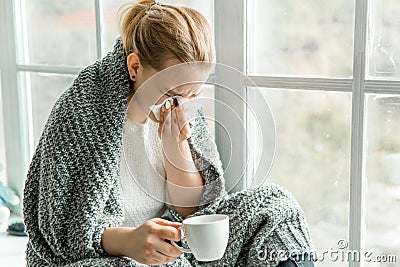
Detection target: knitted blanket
<box><xmin>23</xmin><ymin>38</ymin><xmax>314</xmax><ymax>267</ymax></box>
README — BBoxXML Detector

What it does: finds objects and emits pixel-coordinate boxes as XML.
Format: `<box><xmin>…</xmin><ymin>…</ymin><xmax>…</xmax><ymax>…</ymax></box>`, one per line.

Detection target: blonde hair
<box><xmin>119</xmin><ymin>0</ymin><xmax>215</xmax><ymax>71</ymax></box>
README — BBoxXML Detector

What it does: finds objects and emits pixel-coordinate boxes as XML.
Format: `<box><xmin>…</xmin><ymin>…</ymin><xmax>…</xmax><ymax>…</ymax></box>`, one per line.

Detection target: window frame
<box><xmin>1</xmin><ymin>1</ymin><xmax>400</xmax><ymax>266</ymax></box>
<box><xmin>216</xmin><ymin>1</ymin><xmax>400</xmax><ymax>267</ymax></box>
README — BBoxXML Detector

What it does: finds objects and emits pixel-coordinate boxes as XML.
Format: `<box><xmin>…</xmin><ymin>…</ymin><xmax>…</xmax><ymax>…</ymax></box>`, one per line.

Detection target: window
<box><xmin>367</xmin><ymin>1</ymin><xmax>400</xmax><ymax>79</ymax></box>
<box><xmin>0</xmin><ymin>75</ymin><xmax>7</xmax><ymax>185</ymax></box>
<box><xmin>248</xmin><ymin>0</ymin><xmax>354</xmax><ymax>77</ymax></box>
<box><xmin>1</xmin><ymin>1</ymin><xmax>399</xmax><ymax>266</ymax></box>
<box><xmin>250</xmin><ymin>89</ymin><xmax>352</xmax><ymax>265</ymax></box>
<box><xmin>242</xmin><ymin>0</ymin><xmax>399</xmax><ymax>266</ymax></box>
<box><xmin>365</xmin><ymin>94</ymin><xmax>400</xmax><ymax>261</ymax></box>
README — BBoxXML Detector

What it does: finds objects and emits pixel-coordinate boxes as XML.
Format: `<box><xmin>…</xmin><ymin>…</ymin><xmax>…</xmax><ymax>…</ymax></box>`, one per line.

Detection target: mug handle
<box><xmin>170</xmin><ymin>227</ymin><xmax>192</xmax><ymax>253</ymax></box>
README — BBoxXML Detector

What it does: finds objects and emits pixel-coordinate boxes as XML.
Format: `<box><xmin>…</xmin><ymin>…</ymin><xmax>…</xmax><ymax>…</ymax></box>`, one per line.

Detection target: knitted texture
<box><xmin>119</xmin><ymin>118</ymin><xmax>166</xmax><ymax>228</ymax></box>
<box><xmin>23</xmin><ymin>38</ymin><xmax>314</xmax><ymax>266</ymax></box>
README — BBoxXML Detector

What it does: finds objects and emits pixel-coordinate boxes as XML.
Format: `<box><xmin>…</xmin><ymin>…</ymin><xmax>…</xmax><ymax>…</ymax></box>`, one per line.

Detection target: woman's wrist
<box><xmin>102</xmin><ymin>226</ymin><xmax>135</xmax><ymax>257</ymax></box>
<box><xmin>163</xmin><ymin>140</ymin><xmax>196</xmax><ymax>172</ymax></box>
<box><xmin>178</xmin><ymin>139</ymin><xmax>194</xmax><ymax>162</ymax></box>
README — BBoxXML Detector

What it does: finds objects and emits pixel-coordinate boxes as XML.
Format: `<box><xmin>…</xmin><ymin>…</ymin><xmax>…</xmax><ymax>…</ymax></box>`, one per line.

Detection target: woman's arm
<box><xmin>158</xmin><ymin>98</ymin><xmax>207</xmax><ymax>218</ymax></box>
<box><xmin>101</xmin><ymin>227</ymin><xmax>133</xmax><ymax>257</ymax></box>
<box><xmin>163</xmin><ymin>139</ymin><xmax>205</xmax><ymax>218</ymax></box>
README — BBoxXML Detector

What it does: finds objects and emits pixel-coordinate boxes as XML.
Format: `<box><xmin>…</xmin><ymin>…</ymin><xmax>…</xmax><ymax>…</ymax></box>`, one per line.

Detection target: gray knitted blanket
<box><xmin>23</xmin><ymin>38</ymin><xmax>314</xmax><ymax>267</ymax></box>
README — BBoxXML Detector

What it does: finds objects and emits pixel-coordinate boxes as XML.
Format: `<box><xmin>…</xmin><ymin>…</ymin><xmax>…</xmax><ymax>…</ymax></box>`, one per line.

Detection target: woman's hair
<box><xmin>119</xmin><ymin>0</ymin><xmax>215</xmax><ymax>71</ymax></box>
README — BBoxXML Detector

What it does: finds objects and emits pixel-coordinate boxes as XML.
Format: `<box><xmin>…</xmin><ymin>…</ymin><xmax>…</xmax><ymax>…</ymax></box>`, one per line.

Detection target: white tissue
<box><xmin>149</xmin><ymin>95</ymin><xmax>202</xmax><ymax>121</ymax></box>
<box><xmin>149</xmin><ymin>96</ymin><xmax>177</xmax><ymax>121</ymax></box>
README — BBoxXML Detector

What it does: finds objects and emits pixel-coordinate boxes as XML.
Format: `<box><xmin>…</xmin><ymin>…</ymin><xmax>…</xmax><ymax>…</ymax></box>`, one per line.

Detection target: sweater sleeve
<box><xmin>23</xmin><ymin>87</ymin><xmax>125</xmax><ymax>265</ymax></box>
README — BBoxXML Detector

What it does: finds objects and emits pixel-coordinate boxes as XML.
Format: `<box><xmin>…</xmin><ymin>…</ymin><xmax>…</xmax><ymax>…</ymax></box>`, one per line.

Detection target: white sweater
<box><xmin>118</xmin><ymin>118</ymin><xmax>167</xmax><ymax>228</ymax></box>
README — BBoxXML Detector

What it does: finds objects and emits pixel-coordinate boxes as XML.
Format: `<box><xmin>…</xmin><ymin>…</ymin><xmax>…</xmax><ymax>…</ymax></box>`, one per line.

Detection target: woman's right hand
<box><xmin>124</xmin><ymin>218</ymin><xmax>184</xmax><ymax>265</ymax></box>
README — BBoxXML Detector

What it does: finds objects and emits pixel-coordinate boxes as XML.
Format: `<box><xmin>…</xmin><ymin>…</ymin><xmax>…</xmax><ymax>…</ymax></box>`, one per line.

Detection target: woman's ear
<box><xmin>127</xmin><ymin>52</ymin><xmax>140</xmax><ymax>81</ymax></box>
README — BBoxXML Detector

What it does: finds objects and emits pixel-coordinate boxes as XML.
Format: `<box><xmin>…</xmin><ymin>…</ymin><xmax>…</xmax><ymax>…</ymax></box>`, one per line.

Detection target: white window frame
<box><xmin>215</xmin><ymin>1</ymin><xmax>400</xmax><ymax>267</ymax></box>
<box><xmin>0</xmin><ymin>0</ymin><xmax>100</xmax><ymax>214</ymax></box>
<box><xmin>1</xmin><ymin>1</ymin><xmax>400</xmax><ymax>266</ymax></box>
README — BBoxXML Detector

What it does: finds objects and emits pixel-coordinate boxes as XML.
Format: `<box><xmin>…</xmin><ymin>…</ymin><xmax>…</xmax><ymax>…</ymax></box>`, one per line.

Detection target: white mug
<box><xmin>171</xmin><ymin>214</ymin><xmax>229</xmax><ymax>262</ymax></box>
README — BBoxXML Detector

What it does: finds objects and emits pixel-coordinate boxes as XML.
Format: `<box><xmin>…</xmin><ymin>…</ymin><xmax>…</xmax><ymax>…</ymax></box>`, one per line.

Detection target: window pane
<box><xmin>21</xmin><ymin>0</ymin><xmax>97</xmax><ymax>66</ymax></box>
<box><xmin>20</xmin><ymin>72</ymin><xmax>74</xmax><ymax>145</ymax></box>
<box><xmin>200</xmin><ymin>84</ymin><xmax>215</xmax><ymax>139</ymax></box>
<box><xmin>367</xmin><ymin>1</ymin><xmax>400</xmax><ymax>79</ymax></box>
<box><xmin>102</xmin><ymin>0</ymin><xmax>214</xmax><ymax>55</ymax></box>
<box><xmin>248</xmin><ymin>0</ymin><xmax>354</xmax><ymax>77</ymax></box>
<box><xmin>365</xmin><ymin>94</ymin><xmax>400</xmax><ymax>265</ymax></box>
<box><xmin>101</xmin><ymin>0</ymin><xmax>129</xmax><ymax>56</ymax></box>
<box><xmin>162</xmin><ymin>0</ymin><xmax>214</xmax><ymax>30</ymax></box>
<box><xmin>0</xmin><ymin>74</ymin><xmax>7</xmax><ymax>185</ymax></box>
<box><xmin>249</xmin><ymin>88</ymin><xmax>351</xmax><ymax>266</ymax></box>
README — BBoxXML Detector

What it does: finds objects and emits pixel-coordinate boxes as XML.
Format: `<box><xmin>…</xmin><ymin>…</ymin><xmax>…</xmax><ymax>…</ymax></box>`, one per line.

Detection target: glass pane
<box><xmin>365</xmin><ymin>94</ymin><xmax>400</xmax><ymax>265</ymax></box>
<box><xmin>249</xmin><ymin>88</ymin><xmax>351</xmax><ymax>266</ymax></box>
<box><xmin>163</xmin><ymin>0</ymin><xmax>214</xmax><ymax>30</ymax></box>
<box><xmin>101</xmin><ymin>0</ymin><xmax>129</xmax><ymax>55</ymax></box>
<box><xmin>22</xmin><ymin>0</ymin><xmax>97</xmax><ymax>66</ymax></box>
<box><xmin>0</xmin><ymin>73</ymin><xmax>7</xmax><ymax>185</ymax></box>
<box><xmin>367</xmin><ymin>1</ymin><xmax>400</xmax><ymax>79</ymax></box>
<box><xmin>248</xmin><ymin>0</ymin><xmax>355</xmax><ymax>77</ymax></box>
<box><xmin>102</xmin><ymin>0</ymin><xmax>214</xmax><ymax>55</ymax></box>
<box><xmin>200</xmin><ymin>84</ymin><xmax>215</xmax><ymax>139</ymax></box>
<box><xmin>21</xmin><ymin>72</ymin><xmax>74</xmax><ymax>145</ymax></box>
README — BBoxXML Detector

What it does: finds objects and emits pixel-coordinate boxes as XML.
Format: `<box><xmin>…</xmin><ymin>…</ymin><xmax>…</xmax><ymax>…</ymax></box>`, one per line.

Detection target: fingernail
<box><xmin>165</xmin><ymin>99</ymin><xmax>171</xmax><ymax>109</ymax></box>
<box><xmin>173</xmin><ymin>98</ymin><xmax>179</xmax><ymax>107</ymax></box>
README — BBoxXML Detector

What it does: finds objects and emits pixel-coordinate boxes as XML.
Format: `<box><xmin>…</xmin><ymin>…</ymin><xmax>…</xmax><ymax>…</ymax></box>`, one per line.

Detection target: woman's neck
<box><xmin>126</xmin><ymin>98</ymin><xmax>148</xmax><ymax>124</ymax></box>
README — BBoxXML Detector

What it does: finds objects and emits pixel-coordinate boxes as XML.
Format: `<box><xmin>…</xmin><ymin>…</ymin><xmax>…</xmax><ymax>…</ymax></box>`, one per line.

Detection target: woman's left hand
<box><xmin>158</xmin><ymin>97</ymin><xmax>191</xmax><ymax>147</ymax></box>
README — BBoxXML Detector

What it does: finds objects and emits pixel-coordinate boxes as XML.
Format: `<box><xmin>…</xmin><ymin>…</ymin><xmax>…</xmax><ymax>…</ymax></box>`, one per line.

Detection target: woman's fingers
<box><xmin>156</xmin><ymin>225</ymin><xmax>181</xmax><ymax>242</ymax></box>
<box><xmin>173</xmin><ymin>99</ymin><xmax>191</xmax><ymax>140</ymax></box>
<box><xmin>151</xmin><ymin>218</ymin><xmax>182</xmax><ymax>228</ymax></box>
<box><xmin>164</xmin><ymin>99</ymin><xmax>172</xmax><ymax>128</ymax></box>
<box><xmin>158</xmin><ymin>99</ymin><xmax>170</xmax><ymax>138</ymax></box>
<box><xmin>158</xmin><ymin>104</ymin><xmax>165</xmax><ymax>138</ymax></box>
<box><xmin>154</xmin><ymin>236</ymin><xmax>182</xmax><ymax>257</ymax></box>
<box><xmin>149</xmin><ymin>220</ymin><xmax>182</xmax><ymax>262</ymax></box>
<box><xmin>158</xmin><ymin>97</ymin><xmax>191</xmax><ymax>142</ymax></box>
<box><xmin>149</xmin><ymin>249</ymin><xmax>178</xmax><ymax>265</ymax></box>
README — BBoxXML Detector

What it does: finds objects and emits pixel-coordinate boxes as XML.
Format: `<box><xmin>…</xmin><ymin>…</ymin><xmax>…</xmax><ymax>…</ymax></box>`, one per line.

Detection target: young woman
<box><xmin>23</xmin><ymin>1</ymin><xmax>315</xmax><ymax>266</ymax></box>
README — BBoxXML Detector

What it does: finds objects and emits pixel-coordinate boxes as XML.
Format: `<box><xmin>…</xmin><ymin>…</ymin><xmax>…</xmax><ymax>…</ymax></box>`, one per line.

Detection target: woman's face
<box><xmin>147</xmin><ymin>82</ymin><xmax>203</xmax><ymax>123</ymax></box>
<box><xmin>127</xmin><ymin>54</ymin><xmax>206</xmax><ymax>123</ymax></box>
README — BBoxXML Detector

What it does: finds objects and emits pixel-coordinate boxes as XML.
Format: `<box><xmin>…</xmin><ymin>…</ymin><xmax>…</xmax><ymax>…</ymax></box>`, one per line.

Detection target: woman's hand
<box><xmin>158</xmin><ymin>97</ymin><xmax>193</xmax><ymax>170</ymax></box>
<box><xmin>158</xmin><ymin>97</ymin><xmax>191</xmax><ymax>144</ymax></box>
<box><xmin>123</xmin><ymin>218</ymin><xmax>183</xmax><ymax>265</ymax></box>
